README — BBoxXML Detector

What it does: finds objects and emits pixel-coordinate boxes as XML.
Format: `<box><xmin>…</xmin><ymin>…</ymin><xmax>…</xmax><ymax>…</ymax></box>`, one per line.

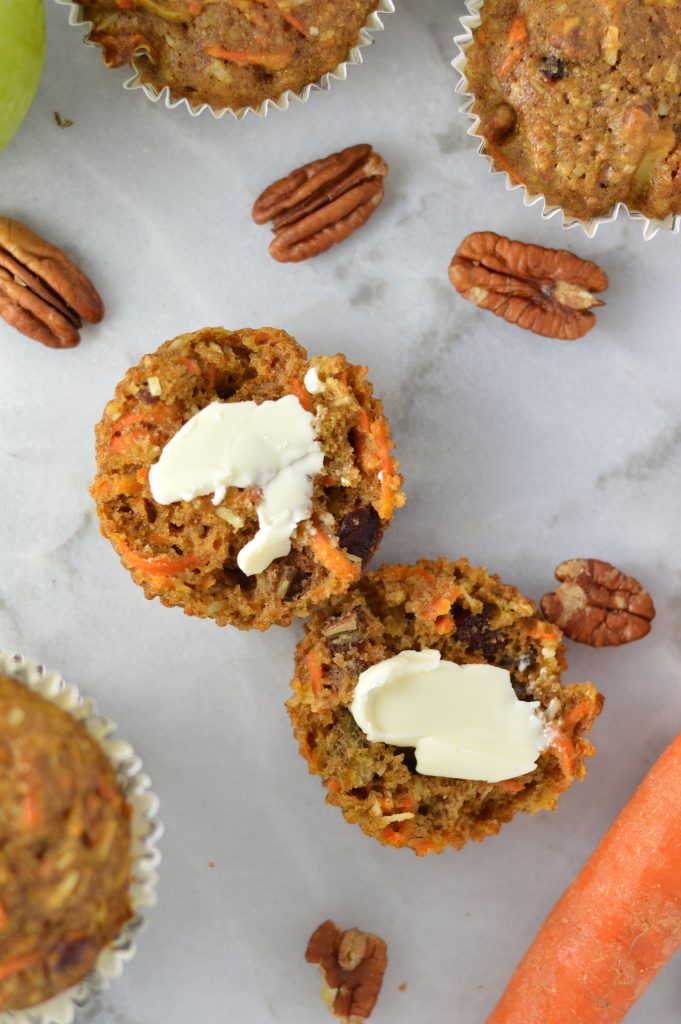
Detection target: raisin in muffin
<box><xmin>0</xmin><ymin>674</ymin><xmax>132</xmax><ymax>1011</ymax></box>
<box><xmin>288</xmin><ymin>558</ymin><xmax>603</xmax><ymax>855</ymax></box>
<box><xmin>78</xmin><ymin>0</ymin><xmax>383</xmax><ymax>112</ymax></box>
<box><xmin>91</xmin><ymin>327</ymin><xmax>404</xmax><ymax>631</ymax></box>
<box><xmin>464</xmin><ymin>0</ymin><xmax>681</xmax><ymax>221</ymax></box>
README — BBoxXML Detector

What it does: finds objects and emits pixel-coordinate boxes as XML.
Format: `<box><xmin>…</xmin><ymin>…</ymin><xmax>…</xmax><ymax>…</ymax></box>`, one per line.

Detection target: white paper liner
<box><xmin>54</xmin><ymin>0</ymin><xmax>395</xmax><ymax>121</ymax></box>
<box><xmin>0</xmin><ymin>650</ymin><xmax>162</xmax><ymax>1024</ymax></box>
<box><xmin>453</xmin><ymin>0</ymin><xmax>681</xmax><ymax>240</ymax></box>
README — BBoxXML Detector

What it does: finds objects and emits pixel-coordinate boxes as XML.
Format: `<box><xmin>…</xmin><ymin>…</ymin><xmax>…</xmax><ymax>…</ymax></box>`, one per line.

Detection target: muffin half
<box><xmin>288</xmin><ymin>558</ymin><xmax>603</xmax><ymax>854</ymax></box>
<box><xmin>92</xmin><ymin>327</ymin><xmax>404</xmax><ymax>631</ymax></box>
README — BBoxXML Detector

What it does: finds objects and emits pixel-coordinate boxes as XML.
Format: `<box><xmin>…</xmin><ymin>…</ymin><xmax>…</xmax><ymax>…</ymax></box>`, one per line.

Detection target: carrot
<box><xmin>0</xmin><ymin>950</ymin><xmax>40</xmax><ymax>982</ymax></box>
<box><xmin>307</xmin><ymin>523</ymin><xmax>360</xmax><ymax>584</ymax></box>
<box><xmin>178</xmin><ymin>356</ymin><xmax>202</xmax><ymax>377</ymax></box>
<box><xmin>90</xmin><ymin>473</ymin><xmax>144</xmax><ymax>499</ymax></box>
<box><xmin>205</xmin><ymin>44</ymin><xmax>294</xmax><ymax>70</ymax></box>
<box><xmin>287</xmin><ymin>376</ymin><xmax>314</xmax><ymax>413</ymax></box>
<box><xmin>117</xmin><ymin>540</ymin><xmax>202</xmax><ymax>577</ymax></box>
<box><xmin>20</xmin><ymin>789</ymin><xmax>43</xmax><ymax>829</ymax></box>
<box><xmin>508</xmin><ymin>15</ymin><xmax>527</xmax><ymax>42</ymax></box>
<box><xmin>353</xmin><ymin>411</ymin><xmax>400</xmax><ymax>520</ymax></box>
<box><xmin>306</xmin><ymin>648</ymin><xmax>324</xmax><ymax>697</ymax></box>
<box><xmin>434</xmin><ymin>614</ymin><xmax>454</xmax><ymax>635</ymax></box>
<box><xmin>487</xmin><ymin>732</ymin><xmax>681</xmax><ymax>1024</ymax></box>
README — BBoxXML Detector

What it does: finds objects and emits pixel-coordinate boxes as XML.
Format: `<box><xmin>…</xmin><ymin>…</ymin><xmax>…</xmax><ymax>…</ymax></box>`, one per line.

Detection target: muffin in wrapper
<box><xmin>453</xmin><ymin>0</ymin><xmax>681</xmax><ymax>240</ymax></box>
<box><xmin>0</xmin><ymin>650</ymin><xmax>161</xmax><ymax>1024</ymax></box>
<box><xmin>54</xmin><ymin>0</ymin><xmax>395</xmax><ymax>121</ymax></box>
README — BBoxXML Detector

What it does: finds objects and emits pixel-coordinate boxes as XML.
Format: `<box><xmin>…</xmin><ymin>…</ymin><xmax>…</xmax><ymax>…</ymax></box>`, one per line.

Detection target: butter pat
<box><xmin>304</xmin><ymin>367</ymin><xmax>325</xmax><ymax>394</ymax></box>
<box><xmin>350</xmin><ymin>650</ymin><xmax>546</xmax><ymax>783</ymax></box>
<box><xmin>148</xmin><ymin>396</ymin><xmax>324</xmax><ymax>576</ymax></box>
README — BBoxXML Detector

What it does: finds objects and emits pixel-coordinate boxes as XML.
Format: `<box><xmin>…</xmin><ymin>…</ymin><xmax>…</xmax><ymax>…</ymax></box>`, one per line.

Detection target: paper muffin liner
<box><xmin>55</xmin><ymin>0</ymin><xmax>395</xmax><ymax>121</ymax></box>
<box><xmin>0</xmin><ymin>650</ymin><xmax>161</xmax><ymax>1024</ymax></box>
<box><xmin>453</xmin><ymin>0</ymin><xmax>681</xmax><ymax>240</ymax></box>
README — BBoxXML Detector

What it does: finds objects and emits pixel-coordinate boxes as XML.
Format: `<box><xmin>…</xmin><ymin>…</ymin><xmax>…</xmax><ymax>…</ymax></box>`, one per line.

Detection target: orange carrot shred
<box><xmin>117</xmin><ymin>539</ymin><xmax>202</xmax><ymax>577</ymax></box>
<box><xmin>307</xmin><ymin>523</ymin><xmax>360</xmax><ymax>584</ymax></box>
<box><xmin>0</xmin><ymin>951</ymin><xmax>40</xmax><ymax>982</ymax></box>
<box><xmin>560</xmin><ymin>701</ymin><xmax>593</xmax><ymax>732</ymax></box>
<box><xmin>0</xmin><ymin>903</ymin><xmax>7</xmax><ymax>930</ymax></box>
<box><xmin>306</xmin><ymin>648</ymin><xmax>324</xmax><ymax>696</ymax></box>
<box><xmin>20</xmin><ymin>789</ymin><xmax>42</xmax><ymax>829</ymax></box>
<box><xmin>205</xmin><ymin>44</ymin><xmax>294</xmax><ymax>70</ymax></box>
<box><xmin>435</xmin><ymin>614</ymin><xmax>454</xmax><ymax>635</ymax></box>
<box><xmin>178</xmin><ymin>356</ymin><xmax>202</xmax><ymax>377</ymax></box>
<box><xmin>327</xmin><ymin>778</ymin><xmax>341</xmax><ymax>793</ymax></box>
<box><xmin>509</xmin><ymin>15</ymin><xmax>527</xmax><ymax>42</ymax></box>
<box><xmin>287</xmin><ymin>377</ymin><xmax>314</xmax><ymax>413</ymax></box>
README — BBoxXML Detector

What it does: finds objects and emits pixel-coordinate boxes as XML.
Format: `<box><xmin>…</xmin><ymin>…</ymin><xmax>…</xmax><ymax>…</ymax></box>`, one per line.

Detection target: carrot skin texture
<box><xmin>487</xmin><ymin>734</ymin><xmax>681</xmax><ymax>1024</ymax></box>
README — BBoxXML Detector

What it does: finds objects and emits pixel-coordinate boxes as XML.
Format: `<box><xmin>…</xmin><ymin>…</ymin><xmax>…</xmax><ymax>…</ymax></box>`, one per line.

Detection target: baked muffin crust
<box><xmin>80</xmin><ymin>0</ymin><xmax>382</xmax><ymax>111</ymax></box>
<box><xmin>288</xmin><ymin>559</ymin><xmax>603</xmax><ymax>854</ymax></box>
<box><xmin>465</xmin><ymin>0</ymin><xmax>681</xmax><ymax>220</ymax></box>
<box><xmin>0</xmin><ymin>675</ymin><xmax>131</xmax><ymax>1011</ymax></box>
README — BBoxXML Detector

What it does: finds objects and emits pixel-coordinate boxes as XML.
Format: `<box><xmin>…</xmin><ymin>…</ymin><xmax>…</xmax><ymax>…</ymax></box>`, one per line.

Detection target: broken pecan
<box><xmin>306</xmin><ymin>920</ymin><xmax>388</xmax><ymax>1024</ymax></box>
<box><xmin>448</xmin><ymin>231</ymin><xmax>608</xmax><ymax>340</ymax></box>
<box><xmin>0</xmin><ymin>218</ymin><xmax>104</xmax><ymax>348</ymax></box>
<box><xmin>252</xmin><ymin>144</ymin><xmax>388</xmax><ymax>263</ymax></box>
<box><xmin>541</xmin><ymin>559</ymin><xmax>655</xmax><ymax>647</ymax></box>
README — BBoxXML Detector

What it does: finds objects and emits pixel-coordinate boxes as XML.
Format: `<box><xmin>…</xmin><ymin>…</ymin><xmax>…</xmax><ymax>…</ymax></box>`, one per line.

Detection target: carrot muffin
<box><xmin>464</xmin><ymin>0</ymin><xmax>681</xmax><ymax>221</ymax></box>
<box><xmin>91</xmin><ymin>327</ymin><xmax>404</xmax><ymax>632</ymax></box>
<box><xmin>0</xmin><ymin>674</ymin><xmax>132</xmax><ymax>1011</ymax></box>
<box><xmin>288</xmin><ymin>558</ymin><xmax>603</xmax><ymax>855</ymax></box>
<box><xmin>79</xmin><ymin>0</ymin><xmax>383</xmax><ymax>111</ymax></box>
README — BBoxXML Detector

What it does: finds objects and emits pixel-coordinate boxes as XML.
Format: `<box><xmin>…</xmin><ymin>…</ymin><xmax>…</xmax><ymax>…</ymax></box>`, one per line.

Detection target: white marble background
<box><xmin>1</xmin><ymin>1</ymin><xmax>681</xmax><ymax>1021</ymax></box>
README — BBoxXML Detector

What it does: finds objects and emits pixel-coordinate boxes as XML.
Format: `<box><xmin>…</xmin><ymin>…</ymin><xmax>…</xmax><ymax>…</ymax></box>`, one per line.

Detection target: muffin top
<box><xmin>0</xmin><ymin>675</ymin><xmax>132</xmax><ymax>1011</ymax></box>
<box><xmin>91</xmin><ymin>327</ymin><xmax>404</xmax><ymax>631</ymax></box>
<box><xmin>288</xmin><ymin>558</ymin><xmax>603</xmax><ymax>854</ymax></box>
<box><xmin>465</xmin><ymin>0</ymin><xmax>681</xmax><ymax>221</ymax></box>
<box><xmin>81</xmin><ymin>0</ymin><xmax>381</xmax><ymax>111</ymax></box>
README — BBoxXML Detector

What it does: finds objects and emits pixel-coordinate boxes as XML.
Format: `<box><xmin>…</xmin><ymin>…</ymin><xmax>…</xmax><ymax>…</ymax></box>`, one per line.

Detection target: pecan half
<box><xmin>541</xmin><ymin>559</ymin><xmax>655</xmax><ymax>647</ymax></box>
<box><xmin>0</xmin><ymin>218</ymin><xmax>104</xmax><ymax>348</ymax></box>
<box><xmin>306</xmin><ymin>920</ymin><xmax>387</xmax><ymax>1023</ymax></box>
<box><xmin>448</xmin><ymin>231</ymin><xmax>608</xmax><ymax>340</ymax></box>
<box><xmin>252</xmin><ymin>144</ymin><xmax>388</xmax><ymax>263</ymax></box>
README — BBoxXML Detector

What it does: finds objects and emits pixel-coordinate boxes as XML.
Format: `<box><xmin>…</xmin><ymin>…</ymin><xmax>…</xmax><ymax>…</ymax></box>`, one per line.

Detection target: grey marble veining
<box><xmin>1</xmin><ymin>1</ymin><xmax>681</xmax><ymax>1022</ymax></box>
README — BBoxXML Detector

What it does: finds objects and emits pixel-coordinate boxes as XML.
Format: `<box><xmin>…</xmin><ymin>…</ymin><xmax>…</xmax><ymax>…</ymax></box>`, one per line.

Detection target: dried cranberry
<box><xmin>337</xmin><ymin>507</ymin><xmax>383</xmax><ymax>566</ymax></box>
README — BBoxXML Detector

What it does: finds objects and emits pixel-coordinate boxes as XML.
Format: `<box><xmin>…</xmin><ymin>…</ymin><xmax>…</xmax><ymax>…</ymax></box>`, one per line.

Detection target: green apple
<box><xmin>0</xmin><ymin>0</ymin><xmax>46</xmax><ymax>150</ymax></box>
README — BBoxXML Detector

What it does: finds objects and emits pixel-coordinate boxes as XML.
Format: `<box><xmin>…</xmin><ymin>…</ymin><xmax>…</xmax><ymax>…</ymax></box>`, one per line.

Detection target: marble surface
<box><xmin>2</xmin><ymin>2</ymin><xmax>681</xmax><ymax>1022</ymax></box>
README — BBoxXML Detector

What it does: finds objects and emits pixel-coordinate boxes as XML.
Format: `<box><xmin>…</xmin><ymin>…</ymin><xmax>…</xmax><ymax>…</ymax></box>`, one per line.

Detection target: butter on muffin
<box><xmin>464</xmin><ymin>0</ymin><xmax>681</xmax><ymax>221</ymax></box>
<box><xmin>79</xmin><ymin>0</ymin><xmax>383</xmax><ymax>112</ymax></box>
<box><xmin>91</xmin><ymin>327</ymin><xmax>404</xmax><ymax>631</ymax></box>
<box><xmin>288</xmin><ymin>559</ymin><xmax>603</xmax><ymax>855</ymax></box>
<box><xmin>0</xmin><ymin>674</ymin><xmax>131</xmax><ymax>1011</ymax></box>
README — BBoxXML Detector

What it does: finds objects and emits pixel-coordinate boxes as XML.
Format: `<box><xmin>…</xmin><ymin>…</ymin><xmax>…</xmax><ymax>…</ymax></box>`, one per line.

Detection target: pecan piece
<box><xmin>541</xmin><ymin>559</ymin><xmax>655</xmax><ymax>647</ymax></box>
<box><xmin>0</xmin><ymin>218</ymin><xmax>104</xmax><ymax>348</ymax></box>
<box><xmin>306</xmin><ymin>920</ymin><xmax>388</xmax><ymax>1023</ymax></box>
<box><xmin>448</xmin><ymin>231</ymin><xmax>608</xmax><ymax>340</ymax></box>
<box><xmin>252</xmin><ymin>144</ymin><xmax>388</xmax><ymax>262</ymax></box>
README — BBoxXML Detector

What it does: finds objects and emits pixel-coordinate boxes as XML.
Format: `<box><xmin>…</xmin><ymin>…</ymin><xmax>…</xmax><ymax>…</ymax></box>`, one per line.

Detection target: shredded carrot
<box><xmin>435</xmin><ymin>614</ymin><xmax>454</xmax><ymax>635</ymax></box>
<box><xmin>382</xmin><ymin>826</ymin><xmax>408</xmax><ymax>848</ymax></box>
<box><xmin>178</xmin><ymin>356</ymin><xmax>202</xmax><ymax>377</ymax></box>
<box><xmin>497</xmin><ymin>779</ymin><xmax>525</xmax><ymax>795</ymax></box>
<box><xmin>187</xmin><ymin>0</ymin><xmax>202</xmax><ymax>12</ymax></box>
<box><xmin>560</xmin><ymin>701</ymin><xmax>593</xmax><ymax>732</ymax></box>
<box><xmin>257</xmin><ymin>0</ymin><xmax>310</xmax><ymax>36</ymax></box>
<box><xmin>353</xmin><ymin>410</ymin><xmax>400</xmax><ymax>520</ymax></box>
<box><xmin>90</xmin><ymin>474</ymin><xmax>144</xmax><ymax>499</ymax></box>
<box><xmin>551</xmin><ymin>732</ymin><xmax>576</xmax><ymax>784</ymax></box>
<box><xmin>287</xmin><ymin>376</ymin><xmax>314</xmax><ymax>413</ymax></box>
<box><xmin>20</xmin><ymin>789</ymin><xmax>42</xmax><ymax>829</ymax></box>
<box><xmin>308</xmin><ymin>523</ymin><xmax>360</xmax><ymax>584</ymax></box>
<box><xmin>117</xmin><ymin>540</ymin><xmax>202</xmax><ymax>577</ymax></box>
<box><xmin>528</xmin><ymin>622</ymin><xmax>558</xmax><ymax>644</ymax></box>
<box><xmin>306</xmin><ymin>648</ymin><xmax>324</xmax><ymax>697</ymax></box>
<box><xmin>413</xmin><ymin>838</ymin><xmax>434</xmax><ymax>857</ymax></box>
<box><xmin>0</xmin><ymin>903</ymin><xmax>7</xmax><ymax>930</ymax></box>
<box><xmin>205</xmin><ymin>44</ymin><xmax>294</xmax><ymax>70</ymax></box>
<box><xmin>0</xmin><ymin>951</ymin><xmax>40</xmax><ymax>982</ymax></box>
<box><xmin>327</xmin><ymin>778</ymin><xmax>341</xmax><ymax>793</ymax></box>
<box><xmin>509</xmin><ymin>14</ymin><xmax>527</xmax><ymax>42</ymax></box>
